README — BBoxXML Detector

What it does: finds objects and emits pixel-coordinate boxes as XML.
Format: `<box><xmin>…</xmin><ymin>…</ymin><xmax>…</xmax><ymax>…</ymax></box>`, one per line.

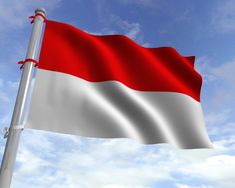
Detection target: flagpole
<box><xmin>0</xmin><ymin>8</ymin><xmax>46</xmax><ymax>188</ymax></box>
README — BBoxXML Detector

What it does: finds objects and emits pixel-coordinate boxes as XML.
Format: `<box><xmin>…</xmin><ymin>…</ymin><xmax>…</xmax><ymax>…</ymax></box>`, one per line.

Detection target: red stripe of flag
<box><xmin>39</xmin><ymin>20</ymin><xmax>202</xmax><ymax>102</ymax></box>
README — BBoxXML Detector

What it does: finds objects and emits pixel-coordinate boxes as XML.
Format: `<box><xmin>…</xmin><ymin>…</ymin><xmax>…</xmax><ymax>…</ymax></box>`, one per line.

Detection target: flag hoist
<box><xmin>0</xmin><ymin>8</ymin><xmax>46</xmax><ymax>188</ymax></box>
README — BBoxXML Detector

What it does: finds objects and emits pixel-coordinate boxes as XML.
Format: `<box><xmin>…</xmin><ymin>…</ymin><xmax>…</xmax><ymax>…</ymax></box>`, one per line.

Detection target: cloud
<box><xmin>175</xmin><ymin>184</ymin><xmax>214</xmax><ymax>188</ymax></box>
<box><xmin>86</xmin><ymin>13</ymin><xmax>148</xmax><ymax>46</ymax></box>
<box><xmin>0</xmin><ymin>0</ymin><xmax>61</xmax><ymax>31</ymax></box>
<box><xmin>195</xmin><ymin>56</ymin><xmax>235</xmax><ymax>150</ymax></box>
<box><xmin>211</xmin><ymin>0</ymin><xmax>235</xmax><ymax>33</ymax></box>
<box><xmin>213</xmin><ymin>135</ymin><xmax>235</xmax><ymax>151</ymax></box>
<box><xmin>178</xmin><ymin>155</ymin><xmax>235</xmax><ymax>188</ymax></box>
<box><xmin>51</xmin><ymin>139</ymin><xmax>173</xmax><ymax>188</ymax></box>
<box><xmin>178</xmin><ymin>55</ymin><xmax>235</xmax><ymax>185</ymax></box>
<box><xmin>195</xmin><ymin>56</ymin><xmax>216</xmax><ymax>83</ymax></box>
<box><xmin>109</xmin><ymin>15</ymin><xmax>141</xmax><ymax>40</ymax></box>
<box><xmin>196</xmin><ymin>56</ymin><xmax>235</xmax><ymax>109</ymax></box>
<box><xmin>93</xmin><ymin>1</ymin><xmax>147</xmax><ymax>45</ymax></box>
<box><xmin>12</xmin><ymin>134</ymin><xmax>173</xmax><ymax>188</ymax></box>
<box><xmin>88</xmin><ymin>15</ymin><xmax>142</xmax><ymax>41</ymax></box>
<box><xmin>12</xmin><ymin>129</ymin><xmax>234</xmax><ymax>188</ymax></box>
<box><xmin>105</xmin><ymin>15</ymin><xmax>149</xmax><ymax>46</ymax></box>
<box><xmin>102</xmin><ymin>185</ymin><xmax>151</xmax><ymax>188</ymax></box>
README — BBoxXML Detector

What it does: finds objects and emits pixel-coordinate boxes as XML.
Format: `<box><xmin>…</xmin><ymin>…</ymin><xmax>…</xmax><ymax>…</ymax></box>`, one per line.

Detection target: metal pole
<box><xmin>0</xmin><ymin>8</ymin><xmax>46</xmax><ymax>188</ymax></box>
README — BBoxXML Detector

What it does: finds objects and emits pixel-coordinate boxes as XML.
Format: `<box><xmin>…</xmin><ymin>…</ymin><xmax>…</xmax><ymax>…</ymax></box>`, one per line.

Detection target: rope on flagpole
<box><xmin>29</xmin><ymin>13</ymin><xmax>47</xmax><ymax>24</ymax></box>
<box><xmin>18</xmin><ymin>58</ymin><xmax>39</xmax><ymax>69</ymax></box>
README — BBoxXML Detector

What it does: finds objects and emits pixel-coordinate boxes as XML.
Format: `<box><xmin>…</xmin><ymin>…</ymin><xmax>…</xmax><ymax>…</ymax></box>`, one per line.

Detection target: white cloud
<box><xmin>196</xmin><ymin>56</ymin><xmax>235</xmax><ymax>109</ymax></box>
<box><xmin>103</xmin><ymin>184</ymin><xmax>151</xmax><ymax>188</ymax></box>
<box><xmin>0</xmin><ymin>0</ymin><xmax>61</xmax><ymax>31</ymax></box>
<box><xmin>195</xmin><ymin>56</ymin><xmax>235</xmax><ymax>151</ymax></box>
<box><xmin>12</xmin><ymin>135</ymin><xmax>173</xmax><ymax>187</ymax></box>
<box><xmin>52</xmin><ymin>139</ymin><xmax>172</xmax><ymax>188</ymax></box>
<box><xmin>175</xmin><ymin>184</ymin><xmax>214</xmax><ymax>188</ymax></box>
<box><xmin>179</xmin><ymin>155</ymin><xmax>235</xmax><ymax>188</ymax></box>
<box><xmin>93</xmin><ymin>1</ymin><xmax>146</xmax><ymax>45</ymax></box>
<box><xmin>11</xmin><ymin>130</ymin><xmax>234</xmax><ymax>188</ymax></box>
<box><xmin>87</xmin><ymin>14</ymin><xmax>147</xmax><ymax>46</ymax></box>
<box><xmin>86</xmin><ymin>17</ymin><xmax>141</xmax><ymax>41</ymax></box>
<box><xmin>195</xmin><ymin>56</ymin><xmax>216</xmax><ymax>83</ymax></box>
<box><xmin>109</xmin><ymin>15</ymin><xmax>141</xmax><ymax>40</ymax></box>
<box><xmin>211</xmin><ymin>0</ymin><xmax>235</xmax><ymax>33</ymax></box>
<box><xmin>213</xmin><ymin>135</ymin><xmax>235</xmax><ymax>150</ymax></box>
<box><xmin>16</xmin><ymin>146</ymin><xmax>48</xmax><ymax>175</ymax></box>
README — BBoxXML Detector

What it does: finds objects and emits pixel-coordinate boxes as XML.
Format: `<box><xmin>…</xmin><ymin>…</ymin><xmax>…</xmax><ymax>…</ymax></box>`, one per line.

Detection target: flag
<box><xmin>27</xmin><ymin>20</ymin><xmax>212</xmax><ymax>149</ymax></box>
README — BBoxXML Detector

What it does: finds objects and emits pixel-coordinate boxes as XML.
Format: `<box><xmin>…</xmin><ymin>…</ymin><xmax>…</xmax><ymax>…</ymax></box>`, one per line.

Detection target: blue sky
<box><xmin>0</xmin><ymin>0</ymin><xmax>235</xmax><ymax>187</ymax></box>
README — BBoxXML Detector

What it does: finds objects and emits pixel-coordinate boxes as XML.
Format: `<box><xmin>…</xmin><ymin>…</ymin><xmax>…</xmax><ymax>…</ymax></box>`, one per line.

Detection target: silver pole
<box><xmin>0</xmin><ymin>8</ymin><xmax>46</xmax><ymax>188</ymax></box>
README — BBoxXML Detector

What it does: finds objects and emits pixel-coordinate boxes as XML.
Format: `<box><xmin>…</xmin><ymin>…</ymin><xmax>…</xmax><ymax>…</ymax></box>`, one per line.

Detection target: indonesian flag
<box><xmin>27</xmin><ymin>20</ymin><xmax>212</xmax><ymax>149</ymax></box>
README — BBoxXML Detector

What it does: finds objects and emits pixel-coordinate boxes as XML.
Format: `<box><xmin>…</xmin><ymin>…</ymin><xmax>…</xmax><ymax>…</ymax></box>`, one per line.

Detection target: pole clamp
<box><xmin>3</xmin><ymin>125</ymin><xmax>24</xmax><ymax>139</ymax></box>
<box><xmin>11</xmin><ymin>125</ymin><xmax>25</xmax><ymax>130</ymax></box>
<box><xmin>3</xmin><ymin>127</ymin><xmax>9</xmax><ymax>139</ymax></box>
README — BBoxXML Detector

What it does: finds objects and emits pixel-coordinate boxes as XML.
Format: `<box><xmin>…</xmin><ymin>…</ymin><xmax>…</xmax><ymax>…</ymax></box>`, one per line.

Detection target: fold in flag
<box><xmin>27</xmin><ymin>20</ymin><xmax>212</xmax><ymax>149</ymax></box>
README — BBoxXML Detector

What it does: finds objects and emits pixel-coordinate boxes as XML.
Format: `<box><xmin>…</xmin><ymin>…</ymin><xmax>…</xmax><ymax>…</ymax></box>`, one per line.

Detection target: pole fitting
<box><xmin>35</xmin><ymin>8</ymin><xmax>46</xmax><ymax>15</ymax></box>
<box><xmin>3</xmin><ymin>127</ymin><xmax>9</xmax><ymax>139</ymax></box>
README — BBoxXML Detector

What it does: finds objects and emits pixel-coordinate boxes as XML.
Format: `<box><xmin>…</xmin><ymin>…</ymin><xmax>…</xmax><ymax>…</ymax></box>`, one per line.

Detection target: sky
<box><xmin>0</xmin><ymin>0</ymin><xmax>235</xmax><ymax>187</ymax></box>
